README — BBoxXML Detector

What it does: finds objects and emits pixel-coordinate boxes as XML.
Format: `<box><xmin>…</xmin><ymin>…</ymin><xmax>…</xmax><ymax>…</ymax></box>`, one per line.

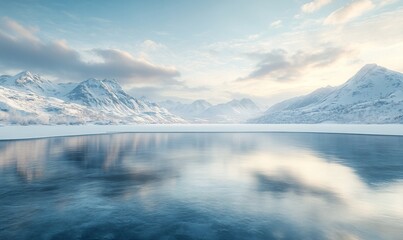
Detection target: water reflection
<box><xmin>0</xmin><ymin>133</ymin><xmax>402</xmax><ymax>239</ymax></box>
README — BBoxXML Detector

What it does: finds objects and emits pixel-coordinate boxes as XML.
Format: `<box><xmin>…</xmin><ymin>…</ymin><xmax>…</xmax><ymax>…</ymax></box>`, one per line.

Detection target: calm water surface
<box><xmin>0</xmin><ymin>133</ymin><xmax>402</xmax><ymax>240</ymax></box>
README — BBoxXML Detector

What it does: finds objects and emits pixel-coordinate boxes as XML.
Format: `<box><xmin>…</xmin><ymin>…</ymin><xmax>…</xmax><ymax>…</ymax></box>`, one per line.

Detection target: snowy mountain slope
<box><xmin>0</xmin><ymin>86</ymin><xmax>107</xmax><ymax>125</ymax></box>
<box><xmin>66</xmin><ymin>78</ymin><xmax>141</xmax><ymax>113</ymax></box>
<box><xmin>161</xmin><ymin>98</ymin><xmax>261</xmax><ymax>123</ymax></box>
<box><xmin>0</xmin><ymin>71</ymin><xmax>185</xmax><ymax>125</ymax></box>
<box><xmin>265</xmin><ymin>86</ymin><xmax>336</xmax><ymax>114</ymax></box>
<box><xmin>251</xmin><ymin>64</ymin><xmax>403</xmax><ymax>123</ymax></box>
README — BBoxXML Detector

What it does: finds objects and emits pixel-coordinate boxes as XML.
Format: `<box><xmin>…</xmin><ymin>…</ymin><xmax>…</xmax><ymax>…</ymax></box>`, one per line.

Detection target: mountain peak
<box><xmin>16</xmin><ymin>70</ymin><xmax>33</xmax><ymax>77</ymax></box>
<box><xmin>361</xmin><ymin>63</ymin><xmax>378</xmax><ymax>70</ymax></box>
<box><xmin>193</xmin><ymin>99</ymin><xmax>208</xmax><ymax>103</ymax></box>
<box><xmin>80</xmin><ymin>78</ymin><xmax>122</xmax><ymax>91</ymax></box>
<box><xmin>355</xmin><ymin>64</ymin><xmax>380</xmax><ymax>76</ymax></box>
<box><xmin>82</xmin><ymin>78</ymin><xmax>103</xmax><ymax>85</ymax></box>
<box><xmin>346</xmin><ymin>64</ymin><xmax>400</xmax><ymax>86</ymax></box>
<box><xmin>192</xmin><ymin>99</ymin><xmax>212</xmax><ymax>106</ymax></box>
<box><xmin>13</xmin><ymin>70</ymin><xmax>40</xmax><ymax>83</ymax></box>
<box><xmin>228</xmin><ymin>99</ymin><xmax>240</xmax><ymax>104</ymax></box>
<box><xmin>226</xmin><ymin>98</ymin><xmax>258</xmax><ymax>107</ymax></box>
<box><xmin>355</xmin><ymin>64</ymin><xmax>386</xmax><ymax>76</ymax></box>
<box><xmin>240</xmin><ymin>98</ymin><xmax>254</xmax><ymax>105</ymax></box>
<box><xmin>66</xmin><ymin>76</ymin><xmax>141</xmax><ymax>114</ymax></box>
<box><xmin>0</xmin><ymin>71</ymin><xmax>58</xmax><ymax>96</ymax></box>
<box><xmin>86</xmin><ymin>77</ymin><xmax>119</xmax><ymax>84</ymax></box>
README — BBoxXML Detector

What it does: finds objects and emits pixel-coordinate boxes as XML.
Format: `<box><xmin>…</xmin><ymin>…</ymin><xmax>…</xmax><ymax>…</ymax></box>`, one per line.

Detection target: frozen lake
<box><xmin>1</xmin><ymin>133</ymin><xmax>403</xmax><ymax>239</ymax></box>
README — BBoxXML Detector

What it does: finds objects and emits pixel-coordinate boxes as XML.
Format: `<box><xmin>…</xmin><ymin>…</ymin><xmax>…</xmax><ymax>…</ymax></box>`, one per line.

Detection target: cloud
<box><xmin>0</xmin><ymin>17</ymin><xmax>39</xmax><ymax>42</ymax></box>
<box><xmin>0</xmin><ymin>17</ymin><xmax>180</xmax><ymax>84</ymax></box>
<box><xmin>240</xmin><ymin>46</ymin><xmax>352</xmax><ymax>82</ymax></box>
<box><xmin>141</xmin><ymin>40</ymin><xmax>165</xmax><ymax>51</ymax></box>
<box><xmin>378</xmin><ymin>0</ymin><xmax>398</xmax><ymax>6</ymax></box>
<box><xmin>270</xmin><ymin>20</ymin><xmax>282</xmax><ymax>28</ymax></box>
<box><xmin>302</xmin><ymin>0</ymin><xmax>333</xmax><ymax>13</ymax></box>
<box><xmin>324</xmin><ymin>0</ymin><xmax>375</xmax><ymax>25</ymax></box>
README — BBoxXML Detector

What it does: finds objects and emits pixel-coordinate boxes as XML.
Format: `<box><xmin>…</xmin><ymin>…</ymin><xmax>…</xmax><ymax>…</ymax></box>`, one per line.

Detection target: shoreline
<box><xmin>1</xmin><ymin>124</ymin><xmax>403</xmax><ymax>140</ymax></box>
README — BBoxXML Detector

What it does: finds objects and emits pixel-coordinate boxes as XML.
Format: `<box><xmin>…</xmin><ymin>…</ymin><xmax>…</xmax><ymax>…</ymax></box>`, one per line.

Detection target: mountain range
<box><xmin>159</xmin><ymin>98</ymin><xmax>262</xmax><ymax>123</ymax></box>
<box><xmin>251</xmin><ymin>64</ymin><xmax>403</xmax><ymax>123</ymax></box>
<box><xmin>0</xmin><ymin>71</ymin><xmax>184</xmax><ymax>125</ymax></box>
<box><xmin>1</xmin><ymin>64</ymin><xmax>402</xmax><ymax>125</ymax></box>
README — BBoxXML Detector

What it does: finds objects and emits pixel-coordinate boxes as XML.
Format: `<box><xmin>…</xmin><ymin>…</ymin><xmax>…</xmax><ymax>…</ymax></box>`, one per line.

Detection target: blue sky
<box><xmin>0</xmin><ymin>0</ymin><xmax>402</xmax><ymax>105</ymax></box>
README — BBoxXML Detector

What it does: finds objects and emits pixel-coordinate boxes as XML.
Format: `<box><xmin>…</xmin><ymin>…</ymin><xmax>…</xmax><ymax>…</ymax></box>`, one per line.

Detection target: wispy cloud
<box><xmin>89</xmin><ymin>17</ymin><xmax>112</xmax><ymax>24</ymax></box>
<box><xmin>0</xmin><ymin>17</ymin><xmax>39</xmax><ymax>42</ymax></box>
<box><xmin>141</xmin><ymin>39</ymin><xmax>166</xmax><ymax>52</ymax></box>
<box><xmin>0</xmin><ymin>17</ymin><xmax>179</xmax><ymax>85</ymax></box>
<box><xmin>302</xmin><ymin>0</ymin><xmax>333</xmax><ymax>13</ymax></box>
<box><xmin>239</xmin><ymin>46</ymin><xmax>352</xmax><ymax>82</ymax></box>
<box><xmin>270</xmin><ymin>20</ymin><xmax>282</xmax><ymax>28</ymax></box>
<box><xmin>378</xmin><ymin>0</ymin><xmax>398</xmax><ymax>6</ymax></box>
<box><xmin>324</xmin><ymin>0</ymin><xmax>375</xmax><ymax>25</ymax></box>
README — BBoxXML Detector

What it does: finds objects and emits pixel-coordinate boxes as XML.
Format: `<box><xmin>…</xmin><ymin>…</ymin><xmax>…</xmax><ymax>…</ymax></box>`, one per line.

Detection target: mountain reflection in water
<box><xmin>0</xmin><ymin>133</ymin><xmax>402</xmax><ymax>240</ymax></box>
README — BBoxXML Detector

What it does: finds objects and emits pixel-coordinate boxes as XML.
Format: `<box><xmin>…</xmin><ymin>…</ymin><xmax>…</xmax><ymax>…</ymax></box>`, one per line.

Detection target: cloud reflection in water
<box><xmin>0</xmin><ymin>133</ymin><xmax>402</xmax><ymax>239</ymax></box>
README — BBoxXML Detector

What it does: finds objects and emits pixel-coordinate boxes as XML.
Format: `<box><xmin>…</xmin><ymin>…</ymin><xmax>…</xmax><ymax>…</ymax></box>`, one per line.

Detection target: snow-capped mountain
<box><xmin>0</xmin><ymin>86</ymin><xmax>108</xmax><ymax>125</ymax></box>
<box><xmin>200</xmin><ymin>98</ymin><xmax>261</xmax><ymax>123</ymax></box>
<box><xmin>0</xmin><ymin>71</ymin><xmax>184</xmax><ymax>125</ymax></box>
<box><xmin>159</xmin><ymin>99</ymin><xmax>213</xmax><ymax>120</ymax></box>
<box><xmin>0</xmin><ymin>71</ymin><xmax>78</xmax><ymax>97</ymax></box>
<box><xmin>66</xmin><ymin>78</ymin><xmax>180</xmax><ymax>122</ymax></box>
<box><xmin>160</xmin><ymin>98</ymin><xmax>261</xmax><ymax>123</ymax></box>
<box><xmin>0</xmin><ymin>71</ymin><xmax>60</xmax><ymax>96</ymax></box>
<box><xmin>251</xmin><ymin>64</ymin><xmax>403</xmax><ymax>123</ymax></box>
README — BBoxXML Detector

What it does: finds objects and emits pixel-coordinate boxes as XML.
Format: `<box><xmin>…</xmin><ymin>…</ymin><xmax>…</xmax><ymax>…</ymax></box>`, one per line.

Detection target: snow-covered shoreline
<box><xmin>1</xmin><ymin>124</ymin><xmax>403</xmax><ymax>140</ymax></box>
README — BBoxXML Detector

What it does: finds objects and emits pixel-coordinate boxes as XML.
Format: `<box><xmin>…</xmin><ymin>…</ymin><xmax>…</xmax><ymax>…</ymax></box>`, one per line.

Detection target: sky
<box><xmin>0</xmin><ymin>0</ymin><xmax>402</xmax><ymax>107</ymax></box>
